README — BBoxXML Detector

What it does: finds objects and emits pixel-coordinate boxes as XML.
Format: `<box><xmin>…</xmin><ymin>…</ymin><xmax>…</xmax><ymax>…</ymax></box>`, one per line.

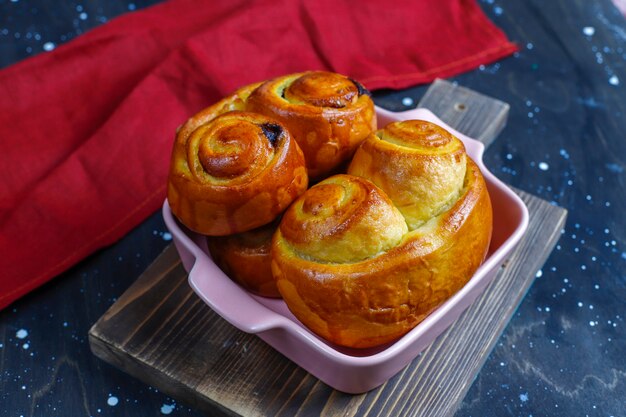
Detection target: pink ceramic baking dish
<box><xmin>162</xmin><ymin>107</ymin><xmax>529</xmax><ymax>394</ymax></box>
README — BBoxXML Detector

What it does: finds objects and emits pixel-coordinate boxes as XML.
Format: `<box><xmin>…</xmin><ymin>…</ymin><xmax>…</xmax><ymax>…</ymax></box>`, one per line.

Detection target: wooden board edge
<box><xmin>88</xmin><ymin>330</ymin><xmax>240</xmax><ymax>417</ymax></box>
<box><xmin>418</xmin><ymin>79</ymin><xmax>510</xmax><ymax>146</ymax></box>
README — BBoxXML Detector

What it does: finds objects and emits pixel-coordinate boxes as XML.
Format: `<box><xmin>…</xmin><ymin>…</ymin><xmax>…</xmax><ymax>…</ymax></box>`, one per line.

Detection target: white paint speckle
<box><xmin>609</xmin><ymin>75</ymin><xmax>620</xmax><ymax>86</ymax></box>
<box><xmin>22</xmin><ymin>343</ymin><xmax>30</xmax><ymax>350</ymax></box>
<box><xmin>538</xmin><ymin>162</ymin><xmax>549</xmax><ymax>171</ymax></box>
<box><xmin>589</xmin><ymin>321</ymin><xmax>596</xmax><ymax>326</ymax></box>
<box><xmin>494</xmin><ymin>6</ymin><xmax>503</xmax><ymax>15</ymax></box>
<box><xmin>520</xmin><ymin>392</ymin><xmax>529</xmax><ymax>402</ymax></box>
<box><xmin>43</xmin><ymin>42</ymin><xmax>56</xmax><ymax>51</ymax></box>
<box><xmin>535</xmin><ymin>269</ymin><xmax>543</xmax><ymax>278</ymax></box>
<box><xmin>16</xmin><ymin>329</ymin><xmax>28</xmax><ymax>339</ymax></box>
<box><xmin>401</xmin><ymin>97</ymin><xmax>414</xmax><ymax>106</ymax></box>
<box><xmin>79</xmin><ymin>12</ymin><xmax>88</xmax><ymax>20</ymax></box>
<box><xmin>595</xmin><ymin>52</ymin><xmax>604</xmax><ymax>64</ymax></box>
<box><xmin>161</xmin><ymin>404</ymin><xmax>175</xmax><ymax>415</ymax></box>
<box><xmin>162</xmin><ymin>232</ymin><xmax>172</xmax><ymax>241</ymax></box>
<box><xmin>526</xmin><ymin>42</ymin><xmax>534</xmax><ymax>50</ymax></box>
<box><xmin>107</xmin><ymin>396</ymin><xmax>119</xmax><ymax>406</ymax></box>
<box><xmin>583</xmin><ymin>26</ymin><xmax>595</xmax><ymax>36</ymax></box>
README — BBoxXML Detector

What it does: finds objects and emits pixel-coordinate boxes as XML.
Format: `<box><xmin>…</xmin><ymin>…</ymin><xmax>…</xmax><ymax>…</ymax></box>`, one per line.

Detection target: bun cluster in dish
<box><xmin>205</xmin><ymin>219</ymin><xmax>279</xmax><ymax>298</ymax></box>
<box><xmin>167</xmin><ymin>71</ymin><xmax>492</xmax><ymax>348</ymax></box>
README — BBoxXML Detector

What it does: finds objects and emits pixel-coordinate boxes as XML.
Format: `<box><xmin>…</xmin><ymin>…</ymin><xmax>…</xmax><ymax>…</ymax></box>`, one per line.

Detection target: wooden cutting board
<box><xmin>89</xmin><ymin>80</ymin><xmax>567</xmax><ymax>417</ymax></box>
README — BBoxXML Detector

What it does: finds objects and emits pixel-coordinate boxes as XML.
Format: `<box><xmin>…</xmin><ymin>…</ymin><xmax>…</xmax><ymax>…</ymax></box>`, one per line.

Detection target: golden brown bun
<box><xmin>246</xmin><ymin>71</ymin><xmax>377</xmax><ymax>180</ymax></box>
<box><xmin>349</xmin><ymin>119</ymin><xmax>467</xmax><ymax>229</ymax></box>
<box><xmin>207</xmin><ymin>221</ymin><xmax>279</xmax><ymax>298</ymax></box>
<box><xmin>272</xmin><ymin>120</ymin><xmax>492</xmax><ymax>348</ymax></box>
<box><xmin>168</xmin><ymin>110</ymin><xmax>308</xmax><ymax>235</ymax></box>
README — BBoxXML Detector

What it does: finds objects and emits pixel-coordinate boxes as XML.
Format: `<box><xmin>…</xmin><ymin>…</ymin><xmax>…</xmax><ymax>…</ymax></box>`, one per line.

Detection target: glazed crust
<box><xmin>246</xmin><ymin>71</ymin><xmax>377</xmax><ymax>180</ymax></box>
<box><xmin>272</xmin><ymin>120</ymin><xmax>493</xmax><ymax>348</ymax></box>
<box><xmin>207</xmin><ymin>220</ymin><xmax>280</xmax><ymax>298</ymax></box>
<box><xmin>167</xmin><ymin>110</ymin><xmax>308</xmax><ymax>235</ymax></box>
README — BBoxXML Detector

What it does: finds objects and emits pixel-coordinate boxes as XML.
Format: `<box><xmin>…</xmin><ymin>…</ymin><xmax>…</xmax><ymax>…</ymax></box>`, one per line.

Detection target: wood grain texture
<box><xmin>418</xmin><ymin>79</ymin><xmax>510</xmax><ymax>148</ymax></box>
<box><xmin>89</xmin><ymin>192</ymin><xmax>565</xmax><ymax>417</ymax></box>
<box><xmin>89</xmin><ymin>83</ymin><xmax>567</xmax><ymax>417</ymax></box>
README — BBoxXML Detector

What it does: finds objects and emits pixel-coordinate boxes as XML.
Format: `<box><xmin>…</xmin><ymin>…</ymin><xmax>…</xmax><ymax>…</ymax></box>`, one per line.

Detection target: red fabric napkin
<box><xmin>0</xmin><ymin>0</ymin><xmax>516</xmax><ymax>310</ymax></box>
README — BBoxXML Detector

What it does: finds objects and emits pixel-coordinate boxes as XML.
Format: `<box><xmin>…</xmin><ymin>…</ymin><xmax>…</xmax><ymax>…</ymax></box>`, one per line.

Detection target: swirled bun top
<box><xmin>283</xmin><ymin>71</ymin><xmax>361</xmax><ymax>108</ymax></box>
<box><xmin>349</xmin><ymin>120</ymin><xmax>467</xmax><ymax>230</ymax></box>
<box><xmin>279</xmin><ymin>174</ymin><xmax>408</xmax><ymax>264</ymax></box>
<box><xmin>247</xmin><ymin>71</ymin><xmax>376</xmax><ymax>180</ymax></box>
<box><xmin>186</xmin><ymin>112</ymin><xmax>281</xmax><ymax>183</ymax></box>
<box><xmin>168</xmin><ymin>111</ymin><xmax>308</xmax><ymax>236</ymax></box>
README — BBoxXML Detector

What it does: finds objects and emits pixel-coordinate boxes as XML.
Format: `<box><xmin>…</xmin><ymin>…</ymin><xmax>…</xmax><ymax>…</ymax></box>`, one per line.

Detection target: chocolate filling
<box><xmin>260</xmin><ymin>123</ymin><xmax>283</xmax><ymax>146</ymax></box>
<box><xmin>349</xmin><ymin>78</ymin><xmax>371</xmax><ymax>97</ymax></box>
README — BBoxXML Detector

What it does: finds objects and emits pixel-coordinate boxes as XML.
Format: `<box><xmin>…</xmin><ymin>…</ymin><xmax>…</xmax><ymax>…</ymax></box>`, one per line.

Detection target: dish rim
<box><xmin>162</xmin><ymin>107</ymin><xmax>529</xmax><ymax>368</ymax></box>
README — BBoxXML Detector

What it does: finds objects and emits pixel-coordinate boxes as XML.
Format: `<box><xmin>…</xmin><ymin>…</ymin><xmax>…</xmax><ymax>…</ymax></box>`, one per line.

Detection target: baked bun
<box><xmin>349</xmin><ymin>119</ymin><xmax>467</xmax><ymax>229</ymax></box>
<box><xmin>271</xmin><ymin>120</ymin><xmax>492</xmax><ymax>348</ymax></box>
<box><xmin>207</xmin><ymin>220</ymin><xmax>279</xmax><ymax>298</ymax></box>
<box><xmin>168</xmin><ymin>110</ymin><xmax>308</xmax><ymax>235</ymax></box>
<box><xmin>247</xmin><ymin>71</ymin><xmax>377</xmax><ymax>180</ymax></box>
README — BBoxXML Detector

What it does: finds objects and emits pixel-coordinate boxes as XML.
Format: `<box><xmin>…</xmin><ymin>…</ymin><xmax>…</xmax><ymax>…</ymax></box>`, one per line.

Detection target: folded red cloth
<box><xmin>0</xmin><ymin>0</ymin><xmax>516</xmax><ymax>310</ymax></box>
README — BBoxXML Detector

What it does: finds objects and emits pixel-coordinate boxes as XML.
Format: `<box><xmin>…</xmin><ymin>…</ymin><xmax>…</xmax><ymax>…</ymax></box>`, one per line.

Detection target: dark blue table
<box><xmin>1</xmin><ymin>0</ymin><xmax>625</xmax><ymax>415</ymax></box>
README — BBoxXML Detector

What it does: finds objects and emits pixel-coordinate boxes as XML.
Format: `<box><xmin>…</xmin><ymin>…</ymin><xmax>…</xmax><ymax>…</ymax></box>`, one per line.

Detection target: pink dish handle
<box><xmin>162</xmin><ymin>200</ymin><xmax>287</xmax><ymax>334</ymax></box>
<box><xmin>187</xmin><ymin>257</ymin><xmax>286</xmax><ymax>333</ymax></box>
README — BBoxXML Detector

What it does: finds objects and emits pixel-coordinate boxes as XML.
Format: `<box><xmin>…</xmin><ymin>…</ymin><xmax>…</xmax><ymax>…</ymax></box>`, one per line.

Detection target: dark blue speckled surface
<box><xmin>1</xmin><ymin>0</ymin><xmax>625</xmax><ymax>416</ymax></box>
